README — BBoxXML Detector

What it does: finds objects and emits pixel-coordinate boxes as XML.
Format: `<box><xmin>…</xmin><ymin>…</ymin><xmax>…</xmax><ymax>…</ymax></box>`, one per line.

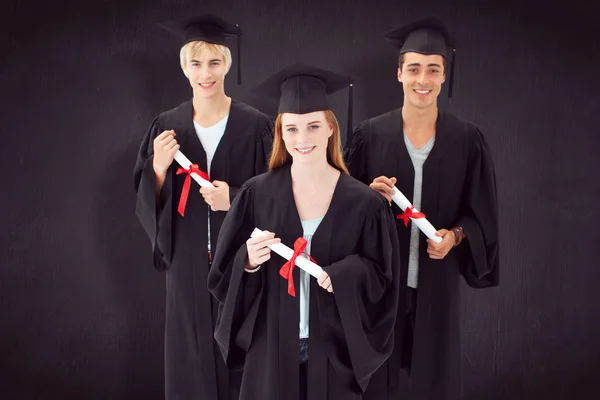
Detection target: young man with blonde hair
<box><xmin>133</xmin><ymin>14</ymin><xmax>273</xmax><ymax>400</ymax></box>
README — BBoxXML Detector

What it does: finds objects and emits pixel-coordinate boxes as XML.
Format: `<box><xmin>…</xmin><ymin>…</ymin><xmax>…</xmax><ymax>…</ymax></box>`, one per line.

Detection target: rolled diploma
<box><xmin>391</xmin><ymin>187</ymin><xmax>443</xmax><ymax>244</ymax></box>
<box><xmin>173</xmin><ymin>150</ymin><xmax>214</xmax><ymax>188</ymax></box>
<box><xmin>250</xmin><ymin>228</ymin><xmax>324</xmax><ymax>279</ymax></box>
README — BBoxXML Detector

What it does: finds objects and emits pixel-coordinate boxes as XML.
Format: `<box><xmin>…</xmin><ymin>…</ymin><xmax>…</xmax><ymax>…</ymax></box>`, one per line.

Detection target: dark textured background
<box><xmin>1</xmin><ymin>0</ymin><xmax>599</xmax><ymax>399</ymax></box>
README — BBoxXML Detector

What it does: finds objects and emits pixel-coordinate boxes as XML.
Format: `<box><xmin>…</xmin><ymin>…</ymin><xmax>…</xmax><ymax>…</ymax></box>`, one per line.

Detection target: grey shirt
<box><xmin>404</xmin><ymin>131</ymin><xmax>435</xmax><ymax>288</ymax></box>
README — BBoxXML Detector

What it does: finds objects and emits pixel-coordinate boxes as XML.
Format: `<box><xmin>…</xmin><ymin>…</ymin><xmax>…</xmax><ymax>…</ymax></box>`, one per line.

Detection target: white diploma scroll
<box><xmin>173</xmin><ymin>150</ymin><xmax>214</xmax><ymax>188</ymax></box>
<box><xmin>391</xmin><ymin>187</ymin><xmax>443</xmax><ymax>244</ymax></box>
<box><xmin>250</xmin><ymin>228</ymin><xmax>324</xmax><ymax>279</ymax></box>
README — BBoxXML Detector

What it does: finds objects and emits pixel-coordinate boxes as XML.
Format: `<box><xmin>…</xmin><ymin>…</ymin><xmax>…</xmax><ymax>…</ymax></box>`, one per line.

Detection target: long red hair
<box><xmin>268</xmin><ymin>110</ymin><xmax>349</xmax><ymax>174</ymax></box>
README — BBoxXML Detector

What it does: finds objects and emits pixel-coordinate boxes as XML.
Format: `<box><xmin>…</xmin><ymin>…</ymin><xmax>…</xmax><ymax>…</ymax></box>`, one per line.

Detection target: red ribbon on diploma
<box><xmin>176</xmin><ymin>164</ymin><xmax>209</xmax><ymax>216</ymax></box>
<box><xmin>279</xmin><ymin>237</ymin><xmax>316</xmax><ymax>297</ymax></box>
<box><xmin>396</xmin><ymin>206</ymin><xmax>426</xmax><ymax>227</ymax></box>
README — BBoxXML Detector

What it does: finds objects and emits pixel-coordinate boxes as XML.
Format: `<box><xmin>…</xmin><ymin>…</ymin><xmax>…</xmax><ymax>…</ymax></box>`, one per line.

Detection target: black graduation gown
<box><xmin>345</xmin><ymin>108</ymin><xmax>499</xmax><ymax>400</ymax></box>
<box><xmin>133</xmin><ymin>99</ymin><xmax>274</xmax><ymax>400</ymax></box>
<box><xmin>207</xmin><ymin>165</ymin><xmax>404</xmax><ymax>400</ymax></box>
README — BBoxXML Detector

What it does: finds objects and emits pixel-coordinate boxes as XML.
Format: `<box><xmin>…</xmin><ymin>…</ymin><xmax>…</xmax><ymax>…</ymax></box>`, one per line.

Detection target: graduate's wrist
<box><xmin>153</xmin><ymin>167</ymin><xmax>168</xmax><ymax>198</ymax></box>
<box><xmin>244</xmin><ymin>265</ymin><xmax>261</xmax><ymax>273</ymax></box>
<box><xmin>153</xmin><ymin>164</ymin><xmax>168</xmax><ymax>178</ymax></box>
<box><xmin>244</xmin><ymin>261</ymin><xmax>261</xmax><ymax>273</ymax></box>
<box><xmin>245</xmin><ymin>255</ymin><xmax>260</xmax><ymax>270</ymax></box>
<box><xmin>450</xmin><ymin>226</ymin><xmax>465</xmax><ymax>247</ymax></box>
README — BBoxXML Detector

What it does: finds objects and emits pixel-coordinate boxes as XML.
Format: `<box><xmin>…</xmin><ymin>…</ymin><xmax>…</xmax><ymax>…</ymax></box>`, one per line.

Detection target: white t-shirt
<box><xmin>193</xmin><ymin>115</ymin><xmax>229</xmax><ymax>252</ymax></box>
<box><xmin>193</xmin><ymin>115</ymin><xmax>228</xmax><ymax>172</ymax></box>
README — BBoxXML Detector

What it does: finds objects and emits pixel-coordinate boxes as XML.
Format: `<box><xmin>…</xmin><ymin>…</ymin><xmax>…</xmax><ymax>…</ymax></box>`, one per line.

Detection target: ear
<box><xmin>328</xmin><ymin>122</ymin><xmax>334</xmax><ymax>138</ymax></box>
<box><xmin>397</xmin><ymin>67</ymin><xmax>402</xmax><ymax>82</ymax></box>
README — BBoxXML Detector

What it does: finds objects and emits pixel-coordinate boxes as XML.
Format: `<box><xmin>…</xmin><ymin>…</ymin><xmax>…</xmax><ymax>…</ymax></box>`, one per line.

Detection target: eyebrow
<box><xmin>284</xmin><ymin>121</ymin><xmax>322</xmax><ymax>128</ymax></box>
<box><xmin>406</xmin><ymin>62</ymin><xmax>442</xmax><ymax>68</ymax></box>
<box><xmin>190</xmin><ymin>58</ymin><xmax>222</xmax><ymax>63</ymax></box>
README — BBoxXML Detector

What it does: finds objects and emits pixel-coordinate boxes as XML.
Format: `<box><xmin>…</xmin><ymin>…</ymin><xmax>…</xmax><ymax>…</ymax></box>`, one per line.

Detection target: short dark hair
<box><xmin>398</xmin><ymin>53</ymin><xmax>447</xmax><ymax>73</ymax></box>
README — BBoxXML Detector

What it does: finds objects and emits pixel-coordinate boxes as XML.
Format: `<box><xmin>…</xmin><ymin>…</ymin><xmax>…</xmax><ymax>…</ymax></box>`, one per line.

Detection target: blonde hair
<box><xmin>180</xmin><ymin>41</ymin><xmax>232</xmax><ymax>78</ymax></box>
<box><xmin>269</xmin><ymin>110</ymin><xmax>349</xmax><ymax>174</ymax></box>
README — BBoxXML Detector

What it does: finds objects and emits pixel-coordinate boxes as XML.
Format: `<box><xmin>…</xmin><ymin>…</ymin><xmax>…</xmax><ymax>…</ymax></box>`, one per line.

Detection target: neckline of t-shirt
<box><xmin>403</xmin><ymin>130</ymin><xmax>436</xmax><ymax>152</ymax></box>
<box><xmin>193</xmin><ymin>114</ymin><xmax>229</xmax><ymax>130</ymax></box>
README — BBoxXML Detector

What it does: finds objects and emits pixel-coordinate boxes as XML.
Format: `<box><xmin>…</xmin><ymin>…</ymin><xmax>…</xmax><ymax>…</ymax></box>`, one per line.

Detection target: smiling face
<box><xmin>180</xmin><ymin>41</ymin><xmax>231</xmax><ymax>99</ymax></box>
<box><xmin>280</xmin><ymin>111</ymin><xmax>333</xmax><ymax>166</ymax></box>
<box><xmin>398</xmin><ymin>51</ymin><xmax>446</xmax><ymax>110</ymax></box>
<box><xmin>268</xmin><ymin>110</ymin><xmax>348</xmax><ymax>173</ymax></box>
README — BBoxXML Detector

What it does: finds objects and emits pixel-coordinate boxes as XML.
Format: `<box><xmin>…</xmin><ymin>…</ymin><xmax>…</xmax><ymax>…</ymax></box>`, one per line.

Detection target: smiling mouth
<box><xmin>199</xmin><ymin>82</ymin><xmax>216</xmax><ymax>89</ymax></box>
<box><xmin>413</xmin><ymin>89</ymin><xmax>431</xmax><ymax>96</ymax></box>
<box><xmin>413</xmin><ymin>89</ymin><xmax>432</xmax><ymax>95</ymax></box>
<box><xmin>295</xmin><ymin>146</ymin><xmax>316</xmax><ymax>155</ymax></box>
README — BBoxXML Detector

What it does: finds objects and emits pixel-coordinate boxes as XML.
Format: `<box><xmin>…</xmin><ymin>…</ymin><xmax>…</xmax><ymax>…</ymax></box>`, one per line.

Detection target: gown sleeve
<box><xmin>228</xmin><ymin>115</ymin><xmax>274</xmax><ymax>203</ymax></box>
<box><xmin>317</xmin><ymin>197</ymin><xmax>403</xmax><ymax>394</ymax></box>
<box><xmin>133</xmin><ymin>117</ymin><xmax>174</xmax><ymax>271</ymax></box>
<box><xmin>454</xmin><ymin>129</ymin><xmax>500</xmax><ymax>288</ymax></box>
<box><xmin>208</xmin><ymin>180</ymin><xmax>263</xmax><ymax>370</ymax></box>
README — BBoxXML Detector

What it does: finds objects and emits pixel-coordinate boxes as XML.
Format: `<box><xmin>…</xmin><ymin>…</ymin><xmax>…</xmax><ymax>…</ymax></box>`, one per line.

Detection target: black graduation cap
<box><xmin>158</xmin><ymin>14</ymin><xmax>243</xmax><ymax>84</ymax></box>
<box><xmin>251</xmin><ymin>63</ymin><xmax>354</xmax><ymax>140</ymax></box>
<box><xmin>382</xmin><ymin>17</ymin><xmax>459</xmax><ymax>98</ymax></box>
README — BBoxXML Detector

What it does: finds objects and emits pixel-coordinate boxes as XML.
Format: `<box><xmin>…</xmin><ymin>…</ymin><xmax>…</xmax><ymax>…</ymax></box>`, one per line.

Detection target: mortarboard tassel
<box><xmin>346</xmin><ymin>82</ymin><xmax>354</xmax><ymax>149</ymax></box>
<box><xmin>448</xmin><ymin>48</ymin><xmax>456</xmax><ymax>99</ymax></box>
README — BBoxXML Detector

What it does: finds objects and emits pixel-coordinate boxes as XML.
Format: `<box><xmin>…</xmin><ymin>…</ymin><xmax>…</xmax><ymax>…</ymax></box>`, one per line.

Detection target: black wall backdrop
<box><xmin>1</xmin><ymin>0</ymin><xmax>599</xmax><ymax>399</ymax></box>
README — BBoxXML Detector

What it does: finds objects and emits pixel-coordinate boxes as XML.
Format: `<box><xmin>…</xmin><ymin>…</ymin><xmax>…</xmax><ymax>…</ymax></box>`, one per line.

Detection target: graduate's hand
<box><xmin>317</xmin><ymin>272</ymin><xmax>333</xmax><ymax>293</ymax></box>
<box><xmin>427</xmin><ymin>229</ymin><xmax>454</xmax><ymax>259</ymax></box>
<box><xmin>369</xmin><ymin>176</ymin><xmax>397</xmax><ymax>205</ymax></box>
<box><xmin>153</xmin><ymin>130</ymin><xmax>179</xmax><ymax>175</ymax></box>
<box><xmin>200</xmin><ymin>180</ymin><xmax>230</xmax><ymax>211</ymax></box>
<box><xmin>246</xmin><ymin>231</ymin><xmax>281</xmax><ymax>268</ymax></box>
